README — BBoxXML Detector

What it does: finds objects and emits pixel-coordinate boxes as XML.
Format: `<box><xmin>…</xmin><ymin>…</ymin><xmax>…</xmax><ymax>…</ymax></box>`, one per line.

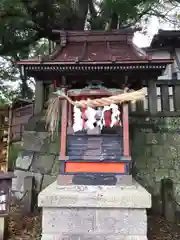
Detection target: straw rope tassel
<box><xmin>46</xmin><ymin>96</ymin><xmax>61</xmax><ymax>138</ymax></box>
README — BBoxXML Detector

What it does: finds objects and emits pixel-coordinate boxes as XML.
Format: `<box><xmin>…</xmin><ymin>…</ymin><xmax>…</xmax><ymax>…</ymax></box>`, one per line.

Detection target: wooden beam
<box><xmin>130</xmin><ymin>111</ymin><xmax>180</xmax><ymax>117</ymax></box>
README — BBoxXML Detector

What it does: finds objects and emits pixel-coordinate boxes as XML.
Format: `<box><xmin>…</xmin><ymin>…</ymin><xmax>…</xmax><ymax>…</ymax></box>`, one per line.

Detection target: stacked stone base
<box><xmin>42</xmin><ymin>208</ymin><xmax>147</xmax><ymax>240</ymax></box>
<box><xmin>41</xmin><ymin>235</ymin><xmax>147</xmax><ymax>240</ymax></box>
<box><xmin>38</xmin><ymin>179</ymin><xmax>151</xmax><ymax>240</ymax></box>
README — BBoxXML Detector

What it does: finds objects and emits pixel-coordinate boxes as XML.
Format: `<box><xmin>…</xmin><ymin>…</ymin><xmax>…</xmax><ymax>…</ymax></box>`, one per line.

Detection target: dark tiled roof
<box><xmin>49</xmin><ymin>30</ymin><xmax>147</xmax><ymax>63</ymax></box>
<box><xmin>51</xmin><ymin>41</ymin><xmax>146</xmax><ymax>62</ymax></box>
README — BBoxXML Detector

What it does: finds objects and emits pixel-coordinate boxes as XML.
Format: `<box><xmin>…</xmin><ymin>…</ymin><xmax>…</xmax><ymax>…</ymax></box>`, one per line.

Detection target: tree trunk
<box><xmin>73</xmin><ymin>0</ymin><xmax>89</xmax><ymax>30</ymax></box>
<box><xmin>109</xmin><ymin>13</ymin><xmax>118</xmax><ymax>29</ymax></box>
<box><xmin>21</xmin><ymin>79</ymin><xmax>28</xmax><ymax>98</ymax></box>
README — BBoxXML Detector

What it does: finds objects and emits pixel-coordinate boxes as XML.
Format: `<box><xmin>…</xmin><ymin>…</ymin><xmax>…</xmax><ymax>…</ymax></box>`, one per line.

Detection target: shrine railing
<box><xmin>130</xmin><ymin>80</ymin><xmax>180</xmax><ymax>117</ymax></box>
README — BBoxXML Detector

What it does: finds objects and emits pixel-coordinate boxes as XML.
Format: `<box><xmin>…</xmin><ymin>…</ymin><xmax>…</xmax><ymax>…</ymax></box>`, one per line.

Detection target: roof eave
<box><xmin>23</xmin><ymin>61</ymin><xmax>171</xmax><ymax>75</ymax></box>
<box><xmin>17</xmin><ymin>59</ymin><xmax>173</xmax><ymax>66</ymax></box>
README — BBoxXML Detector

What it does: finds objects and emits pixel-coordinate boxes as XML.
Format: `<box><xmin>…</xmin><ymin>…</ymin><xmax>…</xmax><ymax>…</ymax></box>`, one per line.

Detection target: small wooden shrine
<box><xmin>17</xmin><ymin>29</ymin><xmax>171</xmax><ymax>184</ymax></box>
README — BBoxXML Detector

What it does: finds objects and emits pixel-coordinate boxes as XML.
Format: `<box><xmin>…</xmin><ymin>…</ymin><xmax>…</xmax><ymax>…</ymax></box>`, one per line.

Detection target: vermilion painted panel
<box><xmin>65</xmin><ymin>162</ymin><xmax>125</xmax><ymax>173</ymax></box>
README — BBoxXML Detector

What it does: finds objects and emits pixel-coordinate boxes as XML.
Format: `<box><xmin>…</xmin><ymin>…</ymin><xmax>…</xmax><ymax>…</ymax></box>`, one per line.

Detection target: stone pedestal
<box><xmin>38</xmin><ymin>178</ymin><xmax>151</xmax><ymax>240</ymax></box>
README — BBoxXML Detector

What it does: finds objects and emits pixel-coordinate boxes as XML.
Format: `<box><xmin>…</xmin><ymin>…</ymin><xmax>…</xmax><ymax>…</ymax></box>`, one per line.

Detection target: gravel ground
<box><xmin>6</xmin><ymin>203</ymin><xmax>180</xmax><ymax>240</ymax></box>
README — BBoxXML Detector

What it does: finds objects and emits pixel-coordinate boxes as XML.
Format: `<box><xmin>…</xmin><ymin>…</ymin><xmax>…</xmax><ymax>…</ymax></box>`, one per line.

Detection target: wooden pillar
<box><xmin>68</xmin><ymin>102</ymin><xmax>72</xmax><ymax>127</ymax></box>
<box><xmin>161</xmin><ymin>178</ymin><xmax>176</xmax><ymax>222</ymax></box>
<box><xmin>49</xmin><ymin>83</ymin><xmax>54</xmax><ymax>96</ymax></box>
<box><xmin>122</xmin><ymin>103</ymin><xmax>130</xmax><ymax>157</ymax></box>
<box><xmin>34</xmin><ymin>81</ymin><xmax>44</xmax><ymax>114</ymax></box>
<box><xmin>6</xmin><ymin>106</ymin><xmax>13</xmax><ymax>172</ymax></box>
<box><xmin>173</xmin><ymin>84</ymin><xmax>180</xmax><ymax>111</ymax></box>
<box><xmin>147</xmin><ymin>80</ymin><xmax>157</xmax><ymax>114</ymax></box>
<box><xmin>60</xmin><ymin>88</ymin><xmax>68</xmax><ymax>160</ymax></box>
<box><xmin>161</xmin><ymin>84</ymin><xmax>170</xmax><ymax>112</ymax></box>
<box><xmin>53</xmin><ymin>80</ymin><xmax>57</xmax><ymax>90</ymax></box>
<box><xmin>81</xmin><ymin>96</ymin><xmax>86</xmax><ymax>128</ymax></box>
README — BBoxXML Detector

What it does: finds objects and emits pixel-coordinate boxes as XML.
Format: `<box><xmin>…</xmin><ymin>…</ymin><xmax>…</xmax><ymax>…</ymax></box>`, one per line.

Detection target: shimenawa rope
<box><xmin>55</xmin><ymin>88</ymin><xmax>145</xmax><ymax>107</ymax></box>
<box><xmin>46</xmin><ymin>88</ymin><xmax>145</xmax><ymax>137</ymax></box>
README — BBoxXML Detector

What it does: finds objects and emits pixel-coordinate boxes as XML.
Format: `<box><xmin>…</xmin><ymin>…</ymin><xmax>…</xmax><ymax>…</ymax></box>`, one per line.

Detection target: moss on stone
<box><xmin>132</xmin><ymin>116</ymin><xmax>180</xmax><ymax>208</ymax></box>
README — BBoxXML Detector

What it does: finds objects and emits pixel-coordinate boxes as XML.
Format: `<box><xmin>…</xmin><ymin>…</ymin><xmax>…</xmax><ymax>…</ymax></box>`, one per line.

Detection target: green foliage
<box><xmin>0</xmin><ymin>0</ymin><xmax>177</xmax><ymax>54</ymax></box>
<box><xmin>0</xmin><ymin>38</ymin><xmax>49</xmax><ymax>104</ymax></box>
<box><xmin>99</xmin><ymin>0</ymin><xmax>162</xmax><ymax>28</ymax></box>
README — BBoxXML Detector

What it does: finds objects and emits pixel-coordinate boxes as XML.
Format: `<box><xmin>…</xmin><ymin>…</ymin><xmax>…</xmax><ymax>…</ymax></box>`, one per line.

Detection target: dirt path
<box><xmin>148</xmin><ymin>215</ymin><xmax>180</xmax><ymax>240</ymax></box>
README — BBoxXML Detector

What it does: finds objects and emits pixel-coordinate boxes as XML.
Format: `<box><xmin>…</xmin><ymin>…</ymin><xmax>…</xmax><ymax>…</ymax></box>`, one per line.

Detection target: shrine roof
<box><xmin>150</xmin><ymin>29</ymin><xmax>180</xmax><ymax>49</ymax></box>
<box><xmin>48</xmin><ymin>29</ymin><xmax>147</xmax><ymax>62</ymax></box>
<box><xmin>17</xmin><ymin>30</ymin><xmax>173</xmax><ymax>73</ymax></box>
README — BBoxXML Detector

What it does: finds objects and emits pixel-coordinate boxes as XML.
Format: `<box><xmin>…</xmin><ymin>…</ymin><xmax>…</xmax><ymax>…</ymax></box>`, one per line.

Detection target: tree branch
<box><xmin>119</xmin><ymin>4</ymin><xmax>153</xmax><ymax>29</ymax></box>
<box><xmin>88</xmin><ymin>0</ymin><xmax>97</xmax><ymax>18</ymax></box>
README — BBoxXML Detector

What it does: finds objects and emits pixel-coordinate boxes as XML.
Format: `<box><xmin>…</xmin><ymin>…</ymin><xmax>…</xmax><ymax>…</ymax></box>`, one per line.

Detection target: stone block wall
<box><xmin>12</xmin><ymin>113</ymin><xmax>180</xmax><ymax>212</ymax></box>
<box><xmin>12</xmin><ymin>130</ymin><xmax>59</xmax><ymax>199</ymax></box>
<box><xmin>131</xmin><ymin>117</ymin><xmax>180</xmax><ymax>210</ymax></box>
